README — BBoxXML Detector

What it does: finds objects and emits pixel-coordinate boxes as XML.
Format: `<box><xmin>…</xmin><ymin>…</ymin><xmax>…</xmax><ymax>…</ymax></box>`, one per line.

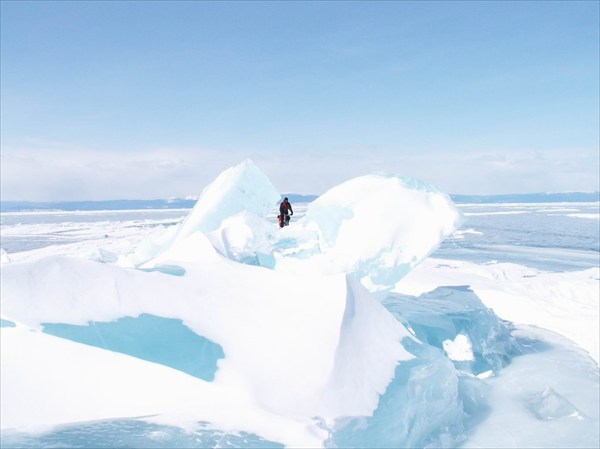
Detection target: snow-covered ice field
<box><xmin>1</xmin><ymin>161</ymin><xmax>598</xmax><ymax>448</ymax></box>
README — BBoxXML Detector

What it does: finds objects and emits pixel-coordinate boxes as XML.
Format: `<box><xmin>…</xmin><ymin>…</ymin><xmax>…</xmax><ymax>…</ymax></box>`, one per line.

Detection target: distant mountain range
<box><xmin>1</xmin><ymin>192</ymin><xmax>598</xmax><ymax>212</ymax></box>
<box><xmin>450</xmin><ymin>192</ymin><xmax>600</xmax><ymax>204</ymax></box>
<box><xmin>0</xmin><ymin>198</ymin><xmax>198</xmax><ymax>213</ymax></box>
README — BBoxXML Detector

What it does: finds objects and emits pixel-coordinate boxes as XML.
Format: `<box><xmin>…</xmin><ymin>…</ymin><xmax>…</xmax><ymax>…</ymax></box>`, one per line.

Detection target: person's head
<box><xmin>284</xmin><ymin>197</ymin><xmax>288</xmax><ymax>202</ymax></box>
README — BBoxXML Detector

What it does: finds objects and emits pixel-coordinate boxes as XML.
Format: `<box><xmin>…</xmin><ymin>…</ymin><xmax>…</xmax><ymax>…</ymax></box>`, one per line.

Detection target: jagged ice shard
<box><xmin>1</xmin><ymin>160</ymin><xmax>598</xmax><ymax>448</ymax></box>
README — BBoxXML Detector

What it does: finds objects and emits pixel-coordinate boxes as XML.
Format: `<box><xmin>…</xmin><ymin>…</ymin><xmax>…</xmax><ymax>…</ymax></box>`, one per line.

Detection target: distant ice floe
<box><xmin>566</xmin><ymin>213</ymin><xmax>600</xmax><ymax>220</ymax></box>
<box><xmin>463</xmin><ymin>210</ymin><xmax>532</xmax><ymax>216</ymax></box>
<box><xmin>451</xmin><ymin>228</ymin><xmax>484</xmax><ymax>239</ymax></box>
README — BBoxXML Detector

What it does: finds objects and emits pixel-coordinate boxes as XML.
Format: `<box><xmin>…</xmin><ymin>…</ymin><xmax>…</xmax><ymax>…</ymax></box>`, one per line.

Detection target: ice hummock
<box><xmin>121</xmin><ymin>160</ymin><xmax>464</xmax><ymax>297</ymax></box>
<box><xmin>289</xmin><ymin>174</ymin><xmax>464</xmax><ymax>293</ymax></box>
<box><xmin>527</xmin><ymin>387</ymin><xmax>586</xmax><ymax>421</ymax></box>
<box><xmin>122</xmin><ymin>159</ymin><xmax>281</xmax><ymax>268</ymax></box>
<box><xmin>1</xmin><ymin>160</ymin><xmax>598</xmax><ymax>448</ymax></box>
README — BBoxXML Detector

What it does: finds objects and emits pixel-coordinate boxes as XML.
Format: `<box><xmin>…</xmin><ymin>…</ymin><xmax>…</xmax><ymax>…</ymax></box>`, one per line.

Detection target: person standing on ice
<box><xmin>278</xmin><ymin>197</ymin><xmax>293</xmax><ymax>228</ymax></box>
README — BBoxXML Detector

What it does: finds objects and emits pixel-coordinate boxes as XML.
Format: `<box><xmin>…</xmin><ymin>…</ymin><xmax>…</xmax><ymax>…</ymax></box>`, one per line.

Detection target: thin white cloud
<box><xmin>390</xmin><ymin>149</ymin><xmax>600</xmax><ymax>194</ymax></box>
<box><xmin>1</xmin><ymin>144</ymin><xmax>231</xmax><ymax>201</ymax></box>
<box><xmin>1</xmin><ymin>143</ymin><xmax>598</xmax><ymax>201</ymax></box>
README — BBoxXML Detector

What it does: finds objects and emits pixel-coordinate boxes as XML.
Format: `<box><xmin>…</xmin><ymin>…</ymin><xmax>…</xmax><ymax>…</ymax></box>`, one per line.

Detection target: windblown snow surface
<box><xmin>1</xmin><ymin>160</ymin><xmax>598</xmax><ymax>448</ymax></box>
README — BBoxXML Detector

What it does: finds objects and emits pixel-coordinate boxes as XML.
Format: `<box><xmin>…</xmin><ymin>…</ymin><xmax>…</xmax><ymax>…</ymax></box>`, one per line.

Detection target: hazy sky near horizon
<box><xmin>1</xmin><ymin>1</ymin><xmax>599</xmax><ymax>201</ymax></box>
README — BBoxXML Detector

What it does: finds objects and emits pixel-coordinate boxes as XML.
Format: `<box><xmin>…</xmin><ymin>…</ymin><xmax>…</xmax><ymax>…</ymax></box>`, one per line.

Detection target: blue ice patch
<box><xmin>42</xmin><ymin>314</ymin><xmax>224</xmax><ymax>381</ymax></box>
<box><xmin>139</xmin><ymin>264</ymin><xmax>186</xmax><ymax>276</ymax></box>
<box><xmin>0</xmin><ymin>419</ymin><xmax>284</xmax><ymax>449</ymax></box>
<box><xmin>0</xmin><ymin>319</ymin><xmax>16</xmax><ymax>327</ymax></box>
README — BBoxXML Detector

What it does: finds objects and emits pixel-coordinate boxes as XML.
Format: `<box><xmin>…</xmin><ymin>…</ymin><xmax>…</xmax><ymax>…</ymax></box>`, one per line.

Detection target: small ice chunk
<box><xmin>526</xmin><ymin>387</ymin><xmax>586</xmax><ymax>421</ymax></box>
<box><xmin>90</xmin><ymin>248</ymin><xmax>119</xmax><ymax>263</ymax></box>
<box><xmin>476</xmin><ymin>370</ymin><xmax>494</xmax><ymax>379</ymax></box>
<box><xmin>1</xmin><ymin>248</ymin><xmax>10</xmax><ymax>265</ymax></box>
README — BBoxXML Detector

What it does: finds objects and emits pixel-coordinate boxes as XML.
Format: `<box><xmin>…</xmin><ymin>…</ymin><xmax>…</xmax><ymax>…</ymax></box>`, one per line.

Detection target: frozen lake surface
<box><xmin>1</xmin><ymin>191</ymin><xmax>598</xmax><ymax>449</ymax></box>
<box><xmin>436</xmin><ymin>202</ymin><xmax>599</xmax><ymax>271</ymax></box>
<box><xmin>2</xmin><ymin>201</ymin><xmax>597</xmax><ymax>270</ymax></box>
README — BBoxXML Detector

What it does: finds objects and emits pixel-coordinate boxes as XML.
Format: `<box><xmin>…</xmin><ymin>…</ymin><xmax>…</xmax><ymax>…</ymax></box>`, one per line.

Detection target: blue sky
<box><xmin>1</xmin><ymin>1</ymin><xmax>598</xmax><ymax>201</ymax></box>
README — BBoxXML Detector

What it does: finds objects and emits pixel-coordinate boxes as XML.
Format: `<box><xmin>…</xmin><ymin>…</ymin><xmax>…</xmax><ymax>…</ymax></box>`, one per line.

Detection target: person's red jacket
<box><xmin>279</xmin><ymin>199</ymin><xmax>293</xmax><ymax>216</ymax></box>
